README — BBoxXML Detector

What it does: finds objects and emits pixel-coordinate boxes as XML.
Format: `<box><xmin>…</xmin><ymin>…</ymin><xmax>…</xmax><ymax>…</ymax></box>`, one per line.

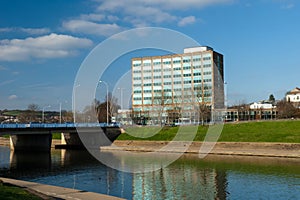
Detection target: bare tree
<box><xmin>194</xmin><ymin>84</ymin><xmax>211</xmax><ymax>125</ymax></box>
<box><xmin>96</xmin><ymin>93</ymin><xmax>120</xmax><ymax>123</ymax></box>
<box><xmin>152</xmin><ymin>89</ymin><xmax>172</xmax><ymax>126</ymax></box>
<box><xmin>106</xmin><ymin>93</ymin><xmax>119</xmax><ymax>121</ymax></box>
<box><xmin>277</xmin><ymin>100</ymin><xmax>298</xmax><ymax>119</ymax></box>
<box><xmin>28</xmin><ymin>104</ymin><xmax>40</xmax><ymax>111</ymax></box>
<box><xmin>81</xmin><ymin>99</ymin><xmax>100</xmax><ymax>123</ymax></box>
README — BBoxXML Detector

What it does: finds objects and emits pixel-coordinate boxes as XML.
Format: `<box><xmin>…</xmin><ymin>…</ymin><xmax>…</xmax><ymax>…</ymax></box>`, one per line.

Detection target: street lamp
<box><xmin>59</xmin><ymin>100</ymin><xmax>68</xmax><ymax>123</ymax></box>
<box><xmin>73</xmin><ymin>84</ymin><xmax>80</xmax><ymax>123</ymax></box>
<box><xmin>42</xmin><ymin>105</ymin><xmax>51</xmax><ymax>123</ymax></box>
<box><xmin>99</xmin><ymin>80</ymin><xmax>109</xmax><ymax>124</ymax></box>
<box><xmin>117</xmin><ymin>87</ymin><xmax>125</xmax><ymax>110</ymax></box>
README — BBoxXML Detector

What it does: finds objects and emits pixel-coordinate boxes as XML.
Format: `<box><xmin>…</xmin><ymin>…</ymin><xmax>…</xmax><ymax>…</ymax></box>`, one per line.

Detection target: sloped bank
<box><xmin>101</xmin><ymin>141</ymin><xmax>300</xmax><ymax>158</ymax></box>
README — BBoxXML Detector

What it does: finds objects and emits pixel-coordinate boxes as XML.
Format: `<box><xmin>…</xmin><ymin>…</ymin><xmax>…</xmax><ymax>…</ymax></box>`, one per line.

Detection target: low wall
<box><xmin>103</xmin><ymin>141</ymin><xmax>300</xmax><ymax>158</ymax></box>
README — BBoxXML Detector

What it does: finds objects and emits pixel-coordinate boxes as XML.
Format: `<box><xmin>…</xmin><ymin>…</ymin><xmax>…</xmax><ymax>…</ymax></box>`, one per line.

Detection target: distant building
<box><xmin>116</xmin><ymin>109</ymin><xmax>132</xmax><ymax>125</ymax></box>
<box><xmin>286</xmin><ymin>87</ymin><xmax>300</xmax><ymax>103</ymax></box>
<box><xmin>131</xmin><ymin>46</ymin><xmax>224</xmax><ymax>125</ymax></box>
<box><xmin>226</xmin><ymin>102</ymin><xmax>277</xmax><ymax>122</ymax></box>
<box><xmin>249</xmin><ymin>102</ymin><xmax>274</xmax><ymax>109</ymax></box>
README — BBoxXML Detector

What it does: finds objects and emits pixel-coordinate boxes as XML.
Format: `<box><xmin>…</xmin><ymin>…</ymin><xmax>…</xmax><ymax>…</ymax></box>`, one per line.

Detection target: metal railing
<box><xmin>0</xmin><ymin>122</ymin><xmax>120</xmax><ymax>129</ymax></box>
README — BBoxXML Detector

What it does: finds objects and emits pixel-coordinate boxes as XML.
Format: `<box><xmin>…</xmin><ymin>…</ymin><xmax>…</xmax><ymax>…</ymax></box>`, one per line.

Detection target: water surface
<box><xmin>0</xmin><ymin>146</ymin><xmax>299</xmax><ymax>199</ymax></box>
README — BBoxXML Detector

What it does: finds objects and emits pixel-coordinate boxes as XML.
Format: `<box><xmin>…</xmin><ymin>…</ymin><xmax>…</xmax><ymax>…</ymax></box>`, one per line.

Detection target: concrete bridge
<box><xmin>0</xmin><ymin>123</ymin><xmax>121</xmax><ymax>151</ymax></box>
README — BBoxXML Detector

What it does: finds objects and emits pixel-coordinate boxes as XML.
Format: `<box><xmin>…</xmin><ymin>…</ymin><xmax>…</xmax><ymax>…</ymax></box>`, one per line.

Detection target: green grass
<box><xmin>117</xmin><ymin>120</ymin><xmax>300</xmax><ymax>143</ymax></box>
<box><xmin>2</xmin><ymin>134</ymin><xmax>10</xmax><ymax>139</ymax></box>
<box><xmin>219</xmin><ymin>120</ymin><xmax>300</xmax><ymax>143</ymax></box>
<box><xmin>2</xmin><ymin>110</ymin><xmax>22</xmax><ymax>116</ymax></box>
<box><xmin>0</xmin><ymin>182</ymin><xmax>42</xmax><ymax>200</ymax></box>
<box><xmin>52</xmin><ymin>133</ymin><xmax>61</xmax><ymax>139</ymax></box>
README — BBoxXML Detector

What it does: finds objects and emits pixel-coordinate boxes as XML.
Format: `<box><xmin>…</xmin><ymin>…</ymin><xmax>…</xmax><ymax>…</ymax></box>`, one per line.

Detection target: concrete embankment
<box><xmin>102</xmin><ymin>140</ymin><xmax>300</xmax><ymax>158</ymax></box>
<box><xmin>0</xmin><ymin>177</ymin><xmax>124</xmax><ymax>200</ymax></box>
<box><xmin>1</xmin><ymin>137</ymin><xmax>299</xmax><ymax>158</ymax></box>
<box><xmin>0</xmin><ymin>137</ymin><xmax>9</xmax><ymax>146</ymax></box>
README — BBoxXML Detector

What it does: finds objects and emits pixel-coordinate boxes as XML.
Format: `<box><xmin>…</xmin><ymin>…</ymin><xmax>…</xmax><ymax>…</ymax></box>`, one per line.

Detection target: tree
<box><xmin>96</xmin><ymin>93</ymin><xmax>120</xmax><ymax>123</ymax></box>
<box><xmin>269</xmin><ymin>94</ymin><xmax>275</xmax><ymax>103</ymax></box>
<box><xmin>277</xmin><ymin>100</ymin><xmax>298</xmax><ymax>119</ymax></box>
<box><xmin>82</xmin><ymin>99</ymin><xmax>100</xmax><ymax>123</ymax></box>
<box><xmin>194</xmin><ymin>84</ymin><xmax>212</xmax><ymax>124</ymax></box>
<box><xmin>106</xmin><ymin>93</ymin><xmax>119</xmax><ymax>121</ymax></box>
<box><xmin>28</xmin><ymin>104</ymin><xmax>39</xmax><ymax>111</ymax></box>
<box><xmin>18</xmin><ymin>104</ymin><xmax>40</xmax><ymax>123</ymax></box>
<box><xmin>152</xmin><ymin>89</ymin><xmax>173</xmax><ymax>126</ymax></box>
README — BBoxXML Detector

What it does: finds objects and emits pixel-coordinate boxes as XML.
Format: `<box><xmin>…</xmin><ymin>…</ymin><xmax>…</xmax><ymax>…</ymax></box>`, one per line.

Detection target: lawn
<box><xmin>0</xmin><ymin>182</ymin><xmax>42</xmax><ymax>200</ymax></box>
<box><xmin>52</xmin><ymin>133</ymin><xmax>61</xmax><ymax>139</ymax></box>
<box><xmin>2</xmin><ymin>110</ymin><xmax>22</xmax><ymax>116</ymax></box>
<box><xmin>117</xmin><ymin>120</ymin><xmax>300</xmax><ymax>143</ymax></box>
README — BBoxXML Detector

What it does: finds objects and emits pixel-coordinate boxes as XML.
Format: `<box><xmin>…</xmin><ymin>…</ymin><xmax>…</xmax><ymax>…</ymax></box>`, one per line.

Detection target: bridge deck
<box><xmin>0</xmin><ymin>123</ymin><xmax>120</xmax><ymax>135</ymax></box>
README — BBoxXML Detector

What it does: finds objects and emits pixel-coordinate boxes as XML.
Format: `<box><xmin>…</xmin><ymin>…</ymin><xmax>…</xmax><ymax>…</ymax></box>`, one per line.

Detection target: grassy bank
<box><xmin>52</xmin><ymin>133</ymin><xmax>61</xmax><ymax>139</ymax></box>
<box><xmin>117</xmin><ymin>120</ymin><xmax>300</xmax><ymax>143</ymax></box>
<box><xmin>0</xmin><ymin>182</ymin><xmax>42</xmax><ymax>200</ymax></box>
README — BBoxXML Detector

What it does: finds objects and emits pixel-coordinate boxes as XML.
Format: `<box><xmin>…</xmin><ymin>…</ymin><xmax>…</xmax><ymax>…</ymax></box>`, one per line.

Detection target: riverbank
<box><xmin>118</xmin><ymin>120</ymin><xmax>300</xmax><ymax>143</ymax></box>
<box><xmin>1</xmin><ymin>137</ymin><xmax>299</xmax><ymax>158</ymax></box>
<box><xmin>102</xmin><ymin>140</ymin><xmax>300</xmax><ymax>158</ymax></box>
<box><xmin>0</xmin><ymin>177</ymin><xmax>124</xmax><ymax>200</ymax></box>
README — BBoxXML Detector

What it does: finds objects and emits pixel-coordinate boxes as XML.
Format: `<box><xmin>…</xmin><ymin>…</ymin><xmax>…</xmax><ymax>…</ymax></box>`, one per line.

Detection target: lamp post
<box><xmin>59</xmin><ymin>102</ymin><xmax>62</xmax><ymax>124</ymax></box>
<box><xmin>117</xmin><ymin>87</ymin><xmax>125</xmax><ymax>110</ymax></box>
<box><xmin>73</xmin><ymin>84</ymin><xmax>80</xmax><ymax>123</ymax></box>
<box><xmin>59</xmin><ymin>100</ymin><xmax>68</xmax><ymax>124</ymax></box>
<box><xmin>99</xmin><ymin>81</ymin><xmax>109</xmax><ymax>124</ymax></box>
<box><xmin>42</xmin><ymin>105</ymin><xmax>51</xmax><ymax>123</ymax></box>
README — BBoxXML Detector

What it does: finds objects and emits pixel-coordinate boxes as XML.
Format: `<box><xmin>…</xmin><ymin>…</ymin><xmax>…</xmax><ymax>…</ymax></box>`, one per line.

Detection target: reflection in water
<box><xmin>10</xmin><ymin>151</ymin><xmax>51</xmax><ymax>170</ymax></box>
<box><xmin>0</xmin><ymin>146</ymin><xmax>299</xmax><ymax>200</ymax></box>
<box><xmin>132</xmin><ymin>165</ymin><xmax>228</xmax><ymax>200</ymax></box>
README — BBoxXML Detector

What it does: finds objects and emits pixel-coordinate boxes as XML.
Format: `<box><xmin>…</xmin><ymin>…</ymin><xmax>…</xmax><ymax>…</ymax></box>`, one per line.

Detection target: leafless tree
<box><xmin>277</xmin><ymin>100</ymin><xmax>298</xmax><ymax>119</ymax></box>
<box><xmin>194</xmin><ymin>84</ymin><xmax>211</xmax><ymax>124</ymax></box>
<box><xmin>96</xmin><ymin>93</ymin><xmax>120</xmax><ymax>123</ymax></box>
<box><xmin>18</xmin><ymin>104</ymin><xmax>40</xmax><ymax>123</ymax></box>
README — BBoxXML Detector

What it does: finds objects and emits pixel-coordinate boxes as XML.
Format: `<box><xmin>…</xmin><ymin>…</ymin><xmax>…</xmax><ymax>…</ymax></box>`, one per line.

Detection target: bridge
<box><xmin>0</xmin><ymin>123</ymin><xmax>122</xmax><ymax>151</ymax></box>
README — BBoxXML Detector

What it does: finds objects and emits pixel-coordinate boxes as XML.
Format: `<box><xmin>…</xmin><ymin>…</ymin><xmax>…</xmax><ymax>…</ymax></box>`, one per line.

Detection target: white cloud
<box><xmin>19</xmin><ymin>28</ymin><xmax>51</xmax><ymax>35</ymax></box>
<box><xmin>63</xmin><ymin>20</ymin><xmax>123</xmax><ymax>36</ymax></box>
<box><xmin>80</xmin><ymin>14</ymin><xmax>106</xmax><ymax>21</ymax></box>
<box><xmin>61</xmin><ymin>0</ymin><xmax>233</xmax><ymax>35</ymax></box>
<box><xmin>0</xmin><ymin>33</ymin><xmax>93</xmax><ymax>61</ymax></box>
<box><xmin>178</xmin><ymin>16</ymin><xmax>196</xmax><ymax>27</ymax></box>
<box><xmin>281</xmin><ymin>3</ymin><xmax>295</xmax><ymax>9</ymax></box>
<box><xmin>8</xmin><ymin>95</ymin><xmax>17</xmax><ymax>100</ymax></box>
<box><xmin>12</xmin><ymin>71</ymin><xmax>20</xmax><ymax>75</ymax></box>
<box><xmin>0</xmin><ymin>28</ymin><xmax>13</xmax><ymax>33</ymax></box>
<box><xmin>97</xmin><ymin>0</ymin><xmax>233</xmax><ymax>11</ymax></box>
<box><xmin>94</xmin><ymin>0</ymin><xmax>232</xmax><ymax>27</ymax></box>
<box><xmin>107</xmin><ymin>15</ymin><xmax>119</xmax><ymax>22</ymax></box>
<box><xmin>0</xmin><ymin>27</ymin><xmax>50</xmax><ymax>35</ymax></box>
<box><xmin>0</xmin><ymin>79</ymin><xmax>15</xmax><ymax>86</ymax></box>
<box><xmin>0</xmin><ymin>65</ymin><xmax>8</xmax><ymax>70</ymax></box>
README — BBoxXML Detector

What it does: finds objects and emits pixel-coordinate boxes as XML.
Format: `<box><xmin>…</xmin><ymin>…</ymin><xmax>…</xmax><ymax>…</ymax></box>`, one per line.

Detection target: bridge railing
<box><xmin>0</xmin><ymin>122</ymin><xmax>120</xmax><ymax>129</ymax></box>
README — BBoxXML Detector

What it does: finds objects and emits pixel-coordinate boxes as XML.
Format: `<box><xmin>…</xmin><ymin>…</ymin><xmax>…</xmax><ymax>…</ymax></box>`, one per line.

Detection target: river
<box><xmin>0</xmin><ymin>146</ymin><xmax>299</xmax><ymax>199</ymax></box>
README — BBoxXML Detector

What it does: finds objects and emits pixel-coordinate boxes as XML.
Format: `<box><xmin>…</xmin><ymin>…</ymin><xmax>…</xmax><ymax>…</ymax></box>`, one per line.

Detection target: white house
<box><xmin>286</xmin><ymin>87</ymin><xmax>300</xmax><ymax>103</ymax></box>
<box><xmin>250</xmin><ymin>102</ymin><xmax>274</xmax><ymax>109</ymax></box>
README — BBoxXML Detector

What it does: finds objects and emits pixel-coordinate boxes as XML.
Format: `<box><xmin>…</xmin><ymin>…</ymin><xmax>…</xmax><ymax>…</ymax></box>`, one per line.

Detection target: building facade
<box><xmin>286</xmin><ymin>87</ymin><xmax>300</xmax><ymax>103</ymax></box>
<box><xmin>131</xmin><ymin>46</ymin><xmax>224</xmax><ymax>125</ymax></box>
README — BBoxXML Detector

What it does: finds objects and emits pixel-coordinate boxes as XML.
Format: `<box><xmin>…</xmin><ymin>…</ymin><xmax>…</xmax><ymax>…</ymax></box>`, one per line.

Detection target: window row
<box><xmin>134</xmin><ymin>57</ymin><xmax>211</xmax><ymax>67</ymax></box>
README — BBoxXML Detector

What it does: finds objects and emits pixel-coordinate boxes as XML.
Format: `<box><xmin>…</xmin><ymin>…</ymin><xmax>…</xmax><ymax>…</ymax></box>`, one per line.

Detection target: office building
<box><xmin>131</xmin><ymin>46</ymin><xmax>224</xmax><ymax>125</ymax></box>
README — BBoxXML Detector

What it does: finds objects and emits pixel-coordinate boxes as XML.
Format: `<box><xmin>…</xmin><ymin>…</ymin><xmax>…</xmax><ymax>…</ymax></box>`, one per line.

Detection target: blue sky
<box><xmin>0</xmin><ymin>0</ymin><xmax>299</xmax><ymax>111</ymax></box>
